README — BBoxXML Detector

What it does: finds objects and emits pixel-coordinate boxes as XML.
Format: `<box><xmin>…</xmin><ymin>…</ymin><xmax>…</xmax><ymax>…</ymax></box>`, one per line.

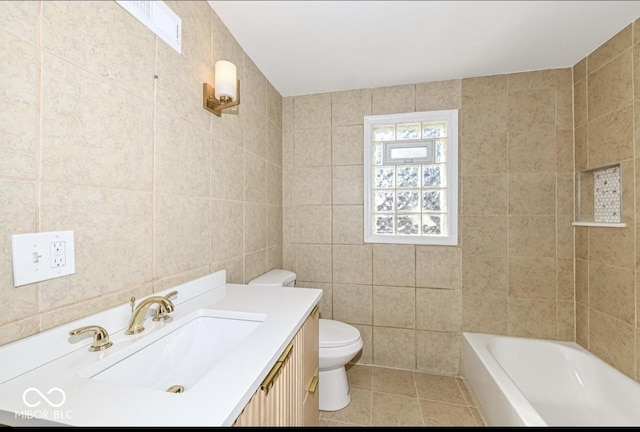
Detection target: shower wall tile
<box><xmin>41</xmin><ymin>54</ymin><xmax>154</xmax><ymax>190</ymax></box>
<box><xmin>211</xmin><ymin>200</ymin><xmax>244</xmax><ymax>262</ymax></box>
<box><xmin>267</xmin><ymin>82</ymin><xmax>283</xmax><ymax>131</ymax></box>
<box><xmin>462</xmin><ymin>255</ymin><xmax>507</xmax><ymax>297</ymax></box>
<box><xmin>588</xmin><ymin>262</ymin><xmax>635</xmax><ymax>325</ymax></box>
<box><xmin>295</xmin><ymin>127</ymin><xmax>332</xmax><ymax>167</ymax></box>
<box><xmin>462</xmin><ymin>293</ymin><xmax>508</xmax><ymax>335</ymax></box>
<box><xmin>294</xmin><ymin>93</ymin><xmax>332</xmax><ymax>129</ymax></box>
<box><xmin>508</xmin><ymin>297</ymin><xmax>556</xmax><ymax>339</ymax></box>
<box><xmin>415</xmin><ymin>246</ymin><xmax>461</xmax><ymax>289</ymax></box>
<box><xmin>155</xmin><ymin>195</ymin><xmax>210</xmax><ymax>278</ymax></box>
<box><xmin>267</xmin><ymin>163</ymin><xmax>282</xmax><ymax>206</ymax></box>
<box><xmin>244</xmin><ymin>107</ymin><xmax>267</xmax><ymax>159</ymax></box>
<box><xmin>294</xmin><ymin>205</ymin><xmax>332</xmax><ymax>244</ymax></box>
<box><xmin>0</xmin><ymin>31</ymin><xmax>37</xmax><ymax>178</ymax></box>
<box><xmin>373</xmin><ymin>244</ymin><xmax>416</xmax><ymax>287</ymax></box>
<box><xmin>332</xmin><ymin>125</ymin><xmax>364</xmax><ymax>166</ymax></box>
<box><xmin>156</xmin><ymin>112</ymin><xmax>211</xmax><ymax>197</ymax></box>
<box><xmin>244</xmin><ymin>249</ymin><xmax>268</xmax><ymax>284</ymax></box>
<box><xmin>588</xmin><ymin>50</ymin><xmax>632</xmax><ymax>121</ymax></box>
<box><xmin>332</xmin><ymin>205</ymin><xmax>364</xmax><ymax>245</ymax></box>
<box><xmin>416</xmin><ymin>331</ymin><xmax>460</xmax><ymax>375</ymax></box>
<box><xmin>462</xmin><ymin>175</ymin><xmax>506</xmax><ymax>216</ymax></box>
<box><xmin>332</xmin><ymin>89</ymin><xmax>372</xmax><ymax>126</ymax></box>
<box><xmin>589</xmin><ymin>309</ymin><xmax>635</xmax><ymax>378</ymax></box>
<box><xmin>39</xmin><ymin>184</ymin><xmax>153</xmax><ymax>311</ymax></box>
<box><xmin>461</xmin><ymin>94</ymin><xmax>507</xmax><ymax>137</ymax></box>
<box><xmin>416</xmin><ymin>288</ymin><xmax>461</xmax><ymax>332</ymax></box>
<box><xmin>43</xmin><ymin>0</ymin><xmax>156</xmax><ymax>96</ymax></box>
<box><xmin>460</xmin><ymin>134</ymin><xmax>507</xmax><ymax>176</ymax></box>
<box><xmin>295</xmin><ymin>244</ymin><xmax>332</xmax><ymax>283</ymax></box>
<box><xmin>267</xmin><ymin>204</ymin><xmax>283</xmax><ymax>248</ymax></box>
<box><xmin>587</xmin><ymin>104</ymin><xmax>633</xmax><ymax>166</ymax></box>
<box><xmin>557</xmin><ymin>300</ymin><xmax>575</xmax><ymax>342</ymax></box>
<box><xmin>0</xmin><ymin>318</ymin><xmax>38</xmax><ymax>347</ymax></box>
<box><xmin>372</xmin><ymin>84</ymin><xmax>416</xmax><ymax>115</ymax></box>
<box><xmin>462</xmin><ymin>216</ymin><xmax>507</xmax><ymax>257</ymax></box>
<box><xmin>373</xmin><ymin>327</ymin><xmax>416</xmax><ymax>370</ymax></box>
<box><xmin>556</xmin><ymin>258</ymin><xmax>575</xmax><ymax>301</ymax></box>
<box><xmin>508</xmin><ymin>173</ymin><xmax>556</xmax><ymax>215</ymax></box>
<box><xmin>333</xmin><ymin>244</ymin><xmax>372</xmax><ymax>285</ymax></box>
<box><xmin>508</xmin><ymin>256</ymin><xmax>556</xmax><ymax>300</ymax></box>
<box><xmin>267</xmin><ymin>119</ymin><xmax>283</xmax><ymax>167</ymax></box>
<box><xmin>0</xmin><ymin>1</ymin><xmax>37</xmax><ymax>43</ymax></box>
<box><xmin>415</xmin><ymin>79</ymin><xmax>462</xmax><ymax>111</ymax></box>
<box><xmin>245</xmin><ymin>152</ymin><xmax>267</xmax><ymax>204</ymax></box>
<box><xmin>588</xmin><ymin>24</ymin><xmax>632</xmax><ymax>73</ymax></box>
<box><xmin>508</xmin><ymin>69</ymin><xmax>555</xmax><ymax>90</ymax></box>
<box><xmin>589</xmin><ymin>226</ymin><xmax>635</xmax><ymax>270</ymax></box>
<box><xmin>574</xmin><ymin>57</ymin><xmax>587</xmax><ymax>84</ymax></box>
<box><xmin>0</xmin><ymin>180</ymin><xmax>37</xmax><ymax>324</ymax></box>
<box><xmin>332</xmin><ymin>165</ymin><xmax>364</xmax><ymax>205</ymax></box>
<box><xmin>211</xmin><ymin>141</ymin><xmax>244</xmax><ymax>201</ymax></box>
<box><xmin>294</xmin><ymin>167</ymin><xmax>332</xmax><ymax>205</ymax></box>
<box><xmin>333</xmin><ymin>284</ymin><xmax>372</xmax><ymax>325</ymax></box>
<box><xmin>244</xmin><ymin>203</ymin><xmax>267</xmax><ymax>253</ymax></box>
<box><xmin>508</xmin><ymin>215</ymin><xmax>556</xmax><ymax>258</ymax></box>
<box><xmin>373</xmin><ymin>285</ymin><xmax>416</xmax><ymax>329</ymax></box>
<box><xmin>507</xmin><ymin>129</ymin><xmax>556</xmax><ymax>173</ymax></box>
<box><xmin>556</xmin><ymin>129</ymin><xmax>574</xmax><ymax>174</ymax></box>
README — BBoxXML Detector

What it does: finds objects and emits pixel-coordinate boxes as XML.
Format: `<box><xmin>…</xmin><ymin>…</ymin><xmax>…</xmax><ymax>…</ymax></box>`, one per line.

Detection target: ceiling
<box><xmin>209</xmin><ymin>1</ymin><xmax>640</xmax><ymax>97</ymax></box>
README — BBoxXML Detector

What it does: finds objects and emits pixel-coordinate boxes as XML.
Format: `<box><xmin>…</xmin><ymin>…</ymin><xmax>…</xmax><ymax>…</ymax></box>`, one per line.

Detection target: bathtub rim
<box><xmin>462</xmin><ymin>331</ymin><xmax>549</xmax><ymax>426</ymax></box>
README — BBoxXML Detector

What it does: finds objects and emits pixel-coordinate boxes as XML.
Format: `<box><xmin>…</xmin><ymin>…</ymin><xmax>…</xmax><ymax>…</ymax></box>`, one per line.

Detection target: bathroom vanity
<box><xmin>0</xmin><ymin>270</ymin><xmax>322</xmax><ymax>427</ymax></box>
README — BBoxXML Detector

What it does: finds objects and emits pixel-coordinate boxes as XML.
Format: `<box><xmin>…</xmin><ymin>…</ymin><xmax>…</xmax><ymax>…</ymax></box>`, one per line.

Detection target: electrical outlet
<box><xmin>12</xmin><ymin>231</ymin><xmax>76</xmax><ymax>287</ymax></box>
<box><xmin>50</xmin><ymin>241</ymin><xmax>66</xmax><ymax>268</ymax></box>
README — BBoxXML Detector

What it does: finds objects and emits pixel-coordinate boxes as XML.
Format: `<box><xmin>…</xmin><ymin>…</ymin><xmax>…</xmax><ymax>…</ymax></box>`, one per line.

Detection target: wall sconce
<box><xmin>203</xmin><ymin>60</ymin><xmax>240</xmax><ymax>117</ymax></box>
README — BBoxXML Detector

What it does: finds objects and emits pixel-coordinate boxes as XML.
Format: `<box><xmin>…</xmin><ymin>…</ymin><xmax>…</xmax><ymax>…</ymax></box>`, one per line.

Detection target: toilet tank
<box><xmin>248</xmin><ymin>269</ymin><xmax>296</xmax><ymax>287</ymax></box>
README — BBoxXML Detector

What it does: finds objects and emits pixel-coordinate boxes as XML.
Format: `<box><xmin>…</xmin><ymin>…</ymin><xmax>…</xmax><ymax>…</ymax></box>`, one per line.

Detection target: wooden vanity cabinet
<box><xmin>232</xmin><ymin>304</ymin><xmax>319</xmax><ymax>426</ymax></box>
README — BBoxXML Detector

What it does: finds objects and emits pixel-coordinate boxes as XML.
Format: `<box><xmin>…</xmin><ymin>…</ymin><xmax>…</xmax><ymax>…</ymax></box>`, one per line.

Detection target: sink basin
<box><xmin>82</xmin><ymin>309</ymin><xmax>265</xmax><ymax>392</ymax></box>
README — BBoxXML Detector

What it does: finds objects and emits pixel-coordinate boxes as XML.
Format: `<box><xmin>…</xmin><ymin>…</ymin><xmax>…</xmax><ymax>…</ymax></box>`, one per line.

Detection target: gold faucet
<box><xmin>125</xmin><ymin>296</ymin><xmax>175</xmax><ymax>335</ymax></box>
<box><xmin>69</xmin><ymin>325</ymin><xmax>113</xmax><ymax>352</ymax></box>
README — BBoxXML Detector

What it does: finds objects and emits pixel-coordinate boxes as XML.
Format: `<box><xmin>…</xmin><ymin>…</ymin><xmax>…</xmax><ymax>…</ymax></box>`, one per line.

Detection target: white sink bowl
<box><xmin>81</xmin><ymin>309</ymin><xmax>265</xmax><ymax>393</ymax></box>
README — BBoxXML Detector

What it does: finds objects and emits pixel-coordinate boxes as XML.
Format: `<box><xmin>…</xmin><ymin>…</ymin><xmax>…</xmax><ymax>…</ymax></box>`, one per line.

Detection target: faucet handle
<box><xmin>69</xmin><ymin>325</ymin><xmax>113</xmax><ymax>352</ymax></box>
<box><xmin>153</xmin><ymin>291</ymin><xmax>178</xmax><ymax>321</ymax></box>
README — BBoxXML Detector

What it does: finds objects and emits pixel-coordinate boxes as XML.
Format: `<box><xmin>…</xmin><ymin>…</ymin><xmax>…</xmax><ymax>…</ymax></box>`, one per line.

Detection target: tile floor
<box><xmin>319</xmin><ymin>364</ymin><xmax>487</xmax><ymax>427</ymax></box>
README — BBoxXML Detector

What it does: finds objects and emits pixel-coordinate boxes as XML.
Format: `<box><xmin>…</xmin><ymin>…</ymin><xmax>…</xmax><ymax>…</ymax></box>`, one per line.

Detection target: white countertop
<box><xmin>0</xmin><ymin>271</ymin><xmax>322</xmax><ymax>426</ymax></box>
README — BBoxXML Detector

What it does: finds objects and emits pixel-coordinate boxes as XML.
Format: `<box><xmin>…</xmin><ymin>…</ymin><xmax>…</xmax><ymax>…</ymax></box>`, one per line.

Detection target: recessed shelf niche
<box><xmin>572</xmin><ymin>163</ymin><xmax>626</xmax><ymax>228</ymax></box>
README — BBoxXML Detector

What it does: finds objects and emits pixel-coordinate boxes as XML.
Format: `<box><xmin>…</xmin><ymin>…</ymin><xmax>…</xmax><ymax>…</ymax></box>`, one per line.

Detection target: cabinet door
<box><xmin>233</xmin><ymin>304</ymin><xmax>319</xmax><ymax>427</ymax></box>
<box><xmin>302</xmin><ymin>305</ymin><xmax>319</xmax><ymax>426</ymax></box>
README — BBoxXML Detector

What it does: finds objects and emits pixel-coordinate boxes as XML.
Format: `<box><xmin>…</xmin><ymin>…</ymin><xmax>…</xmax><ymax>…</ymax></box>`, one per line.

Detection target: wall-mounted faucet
<box><xmin>125</xmin><ymin>296</ymin><xmax>175</xmax><ymax>335</ymax></box>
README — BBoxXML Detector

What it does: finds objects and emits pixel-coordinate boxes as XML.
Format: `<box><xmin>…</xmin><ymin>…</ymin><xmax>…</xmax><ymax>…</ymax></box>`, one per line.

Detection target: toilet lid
<box><xmin>319</xmin><ymin>319</ymin><xmax>361</xmax><ymax>348</ymax></box>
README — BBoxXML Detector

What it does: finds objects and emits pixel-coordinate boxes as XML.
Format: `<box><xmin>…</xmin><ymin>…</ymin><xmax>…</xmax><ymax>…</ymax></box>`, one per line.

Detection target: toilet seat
<box><xmin>319</xmin><ymin>319</ymin><xmax>361</xmax><ymax>348</ymax></box>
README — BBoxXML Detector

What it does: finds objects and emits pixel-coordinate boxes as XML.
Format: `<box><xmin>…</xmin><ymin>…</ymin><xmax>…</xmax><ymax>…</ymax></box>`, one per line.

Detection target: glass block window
<box><xmin>364</xmin><ymin>110</ymin><xmax>458</xmax><ymax>245</ymax></box>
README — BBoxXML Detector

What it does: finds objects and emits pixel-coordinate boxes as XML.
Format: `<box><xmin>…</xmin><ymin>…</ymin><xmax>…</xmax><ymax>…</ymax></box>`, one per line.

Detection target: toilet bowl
<box><xmin>318</xmin><ymin>318</ymin><xmax>363</xmax><ymax>411</ymax></box>
<box><xmin>248</xmin><ymin>269</ymin><xmax>363</xmax><ymax>412</ymax></box>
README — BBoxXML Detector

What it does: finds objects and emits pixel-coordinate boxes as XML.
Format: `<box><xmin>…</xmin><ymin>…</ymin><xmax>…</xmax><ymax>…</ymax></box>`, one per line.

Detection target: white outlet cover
<box><xmin>11</xmin><ymin>231</ymin><xmax>76</xmax><ymax>287</ymax></box>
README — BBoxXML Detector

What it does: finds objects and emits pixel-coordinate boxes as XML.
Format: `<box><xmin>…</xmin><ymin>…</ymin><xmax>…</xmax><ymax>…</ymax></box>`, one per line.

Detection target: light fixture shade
<box><xmin>214</xmin><ymin>60</ymin><xmax>237</xmax><ymax>101</ymax></box>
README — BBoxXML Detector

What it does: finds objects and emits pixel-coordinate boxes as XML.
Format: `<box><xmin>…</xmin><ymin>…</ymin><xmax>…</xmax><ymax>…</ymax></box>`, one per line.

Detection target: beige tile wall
<box><xmin>574</xmin><ymin>21</ymin><xmax>639</xmax><ymax>381</ymax></box>
<box><xmin>0</xmin><ymin>1</ymin><xmax>282</xmax><ymax>346</ymax></box>
<box><xmin>283</xmin><ymin>70</ymin><xmax>574</xmax><ymax>377</ymax></box>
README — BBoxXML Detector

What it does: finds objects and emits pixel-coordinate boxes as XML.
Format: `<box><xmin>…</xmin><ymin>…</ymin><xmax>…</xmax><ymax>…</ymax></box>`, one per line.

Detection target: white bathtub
<box><xmin>462</xmin><ymin>332</ymin><xmax>640</xmax><ymax>427</ymax></box>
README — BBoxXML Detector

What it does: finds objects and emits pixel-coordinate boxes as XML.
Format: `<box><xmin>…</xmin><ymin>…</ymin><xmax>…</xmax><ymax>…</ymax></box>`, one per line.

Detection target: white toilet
<box><xmin>248</xmin><ymin>269</ymin><xmax>363</xmax><ymax>412</ymax></box>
